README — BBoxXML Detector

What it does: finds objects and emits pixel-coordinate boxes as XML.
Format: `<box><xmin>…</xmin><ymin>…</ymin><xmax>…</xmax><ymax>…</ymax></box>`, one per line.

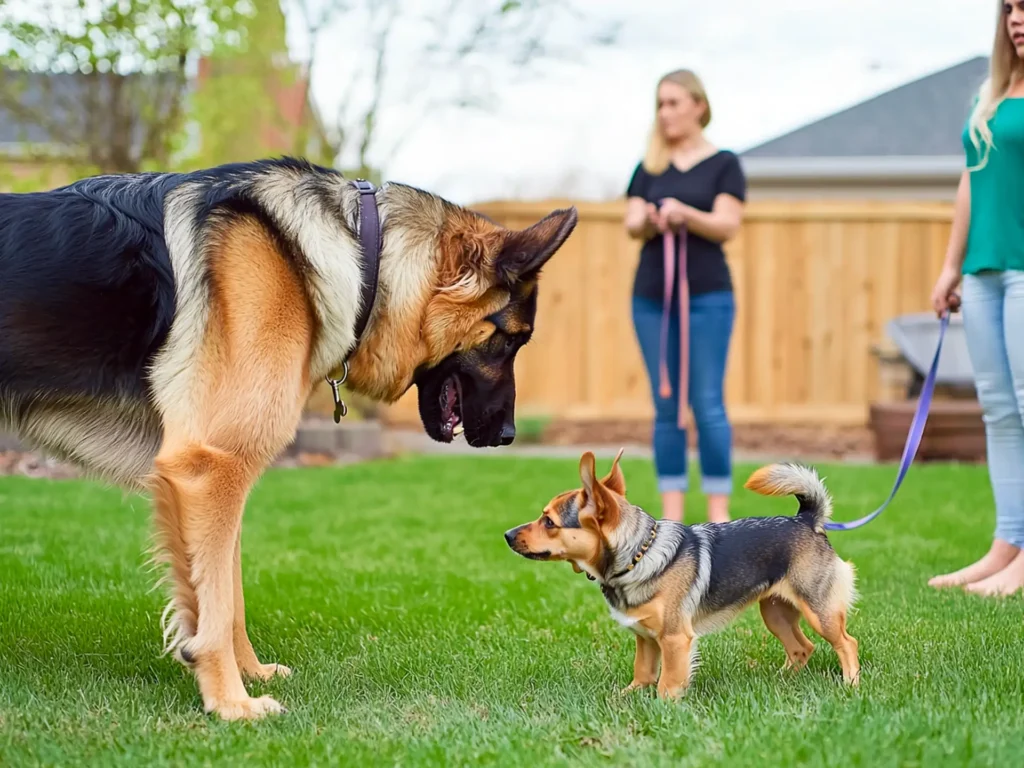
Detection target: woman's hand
<box><xmin>625</xmin><ymin>198</ymin><xmax>664</xmax><ymax>239</ymax></box>
<box><xmin>645</xmin><ymin>202</ymin><xmax>667</xmax><ymax>233</ymax></box>
<box><xmin>658</xmin><ymin>198</ymin><xmax>692</xmax><ymax>231</ymax></box>
<box><xmin>930</xmin><ymin>265</ymin><xmax>963</xmax><ymax>316</ymax></box>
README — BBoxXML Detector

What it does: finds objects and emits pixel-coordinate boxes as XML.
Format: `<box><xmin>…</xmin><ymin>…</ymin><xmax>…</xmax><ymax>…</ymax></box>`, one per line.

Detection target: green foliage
<box><xmin>0</xmin><ymin>161</ymin><xmax>68</xmax><ymax>193</ymax></box>
<box><xmin>179</xmin><ymin>0</ymin><xmax>327</xmax><ymax>169</ymax></box>
<box><xmin>0</xmin><ymin>0</ymin><xmax>255</xmax><ymax>174</ymax></box>
<box><xmin>514</xmin><ymin>414</ymin><xmax>551</xmax><ymax>443</ymax></box>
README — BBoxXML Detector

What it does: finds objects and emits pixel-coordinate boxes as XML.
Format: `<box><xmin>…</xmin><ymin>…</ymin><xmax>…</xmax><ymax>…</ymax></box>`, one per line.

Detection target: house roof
<box><xmin>0</xmin><ymin>69</ymin><xmax>180</xmax><ymax>155</ymax></box>
<box><xmin>742</xmin><ymin>56</ymin><xmax>989</xmax><ymax>161</ymax></box>
<box><xmin>0</xmin><ymin>71</ymin><xmax>84</xmax><ymax>146</ymax></box>
<box><xmin>1</xmin><ymin>63</ymin><xmax>327</xmax><ymax>161</ymax></box>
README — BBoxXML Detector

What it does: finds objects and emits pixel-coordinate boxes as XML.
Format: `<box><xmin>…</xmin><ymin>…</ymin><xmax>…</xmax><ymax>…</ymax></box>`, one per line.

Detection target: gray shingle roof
<box><xmin>742</xmin><ymin>56</ymin><xmax>989</xmax><ymax>159</ymax></box>
<box><xmin>0</xmin><ymin>72</ymin><xmax>83</xmax><ymax>145</ymax></box>
<box><xmin>0</xmin><ymin>69</ymin><xmax>183</xmax><ymax>150</ymax></box>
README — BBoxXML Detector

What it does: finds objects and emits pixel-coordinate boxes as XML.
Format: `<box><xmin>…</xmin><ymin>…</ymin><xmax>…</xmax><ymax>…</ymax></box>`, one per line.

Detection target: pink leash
<box><xmin>658</xmin><ymin>226</ymin><xmax>689</xmax><ymax>429</ymax></box>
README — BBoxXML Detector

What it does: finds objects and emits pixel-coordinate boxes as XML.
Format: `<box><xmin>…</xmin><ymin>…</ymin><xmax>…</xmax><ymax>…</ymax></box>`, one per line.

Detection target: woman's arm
<box><xmin>660</xmin><ymin>193</ymin><xmax>744</xmax><ymax>243</ymax></box>
<box><xmin>930</xmin><ymin>170</ymin><xmax>970</xmax><ymax>315</ymax></box>
<box><xmin>682</xmin><ymin>193</ymin><xmax>744</xmax><ymax>243</ymax></box>
<box><xmin>625</xmin><ymin>196</ymin><xmax>660</xmax><ymax>241</ymax></box>
<box><xmin>942</xmin><ymin>170</ymin><xmax>971</xmax><ymax>272</ymax></box>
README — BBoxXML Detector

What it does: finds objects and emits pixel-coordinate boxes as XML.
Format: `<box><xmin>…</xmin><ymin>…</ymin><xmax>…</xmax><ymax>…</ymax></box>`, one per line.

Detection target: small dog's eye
<box><xmin>542</xmin><ymin>516</ymin><xmax>556</xmax><ymax>529</ymax></box>
<box><xmin>503</xmin><ymin>337</ymin><xmax>517</xmax><ymax>354</ymax></box>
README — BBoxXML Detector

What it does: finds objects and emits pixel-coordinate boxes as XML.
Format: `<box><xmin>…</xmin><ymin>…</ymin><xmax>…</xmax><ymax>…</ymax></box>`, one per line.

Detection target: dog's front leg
<box><xmin>621</xmin><ymin>634</ymin><xmax>661</xmax><ymax>694</ymax></box>
<box><xmin>153</xmin><ymin>443</ymin><xmax>283</xmax><ymax>721</ymax></box>
<box><xmin>656</xmin><ymin>633</ymin><xmax>694</xmax><ymax>700</ymax></box>
<box><xmin>233</xmin><ymin>527</ymin><xmax>291</xmax><ymax>681</ymax></box>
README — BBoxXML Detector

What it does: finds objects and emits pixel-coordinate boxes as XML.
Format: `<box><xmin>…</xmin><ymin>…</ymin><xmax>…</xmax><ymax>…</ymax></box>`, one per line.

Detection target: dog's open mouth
<box><xmin>440</xmin><ymin>374</ymin><xmax>464</xmax><ymax>441</ymax></box>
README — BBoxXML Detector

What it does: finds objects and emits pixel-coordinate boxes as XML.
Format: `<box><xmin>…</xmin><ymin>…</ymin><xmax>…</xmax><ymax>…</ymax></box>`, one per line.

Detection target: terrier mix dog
<box><xmin>504</xmin><ymin>451</ymin><xmax>860</xmax><ymax>698</ymax></box>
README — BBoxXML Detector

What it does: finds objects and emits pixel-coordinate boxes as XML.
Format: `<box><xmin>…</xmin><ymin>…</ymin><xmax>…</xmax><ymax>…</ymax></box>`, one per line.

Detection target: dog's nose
<box><xmin>499</xmin><ymin>423</ymin><xmax>516</xmax><ymax>445</ymax></box>
<box><xmin>504</xmin><ymin>529</ymin><xmax>516</xmax><ymax>547</ymax></box>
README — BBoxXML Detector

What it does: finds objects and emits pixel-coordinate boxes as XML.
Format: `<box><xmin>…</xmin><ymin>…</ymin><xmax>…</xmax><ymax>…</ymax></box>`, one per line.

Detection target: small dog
<box><xmin>504</xmin><ymin>450</ymin><xmax>860</xmax><ymax>698</ymax></box>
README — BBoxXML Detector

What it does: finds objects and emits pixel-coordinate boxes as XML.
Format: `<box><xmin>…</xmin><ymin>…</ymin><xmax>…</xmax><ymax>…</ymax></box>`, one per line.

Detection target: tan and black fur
<box><xmin>0</xmin><ymin>158</ymin><xmax>577</xmax><ymax>719</ymax></box>
<box><xmin>504</xmin><ymin>451</ymin><xmax>860</xmax><ymax>698</ymax></box>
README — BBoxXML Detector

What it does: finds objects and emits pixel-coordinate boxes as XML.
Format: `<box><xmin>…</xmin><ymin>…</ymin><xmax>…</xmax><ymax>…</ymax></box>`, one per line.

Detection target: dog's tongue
<box><xmin>441</xmin><ymin>377</ymin><xmax>463</xmax><ymax>436</ymax></box>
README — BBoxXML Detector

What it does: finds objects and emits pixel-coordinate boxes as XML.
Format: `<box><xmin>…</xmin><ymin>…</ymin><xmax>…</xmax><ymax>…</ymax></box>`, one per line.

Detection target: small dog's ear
<box><xmin>579</xmin><ymin>450</ymin><xmax>597</xmax><ymax>496</ymax></box>
<box><xmin>601</xmin><ymin>447</ymin><xmax>626</xmax><ymax>496</ymax></box>
<box><xmin>579</xmin><ymin>451</ymin><xmax>620</xmax><ymax>529</ymax></box>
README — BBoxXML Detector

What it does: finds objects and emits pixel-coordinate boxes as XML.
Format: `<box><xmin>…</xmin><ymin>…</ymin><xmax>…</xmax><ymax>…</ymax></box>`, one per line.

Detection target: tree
<box><xmin>184</xmin><ymin>0</ymin><xmax>334</xmax><ymax>170</ymax></box>
<box><xmin>285</xmin><ymin>0</ymin><xmax>620</xmax><ymax>179</ymax></box>
<box><xmin>0</xmin><ymin>0</ymin><xmax>254</xmax><ymax>175</ymax></box>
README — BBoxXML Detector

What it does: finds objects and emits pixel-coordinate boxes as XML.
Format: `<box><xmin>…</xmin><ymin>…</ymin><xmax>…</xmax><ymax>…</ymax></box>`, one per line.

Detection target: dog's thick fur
<box><xmin>0</xmin><ymin>157</ymin><xmax>577</xmax><ymax>719</ymax></box>
<box><xmin>504</xmin><ymin>452</ymin><xmax>860</xmax><ymax>698</ymax></box>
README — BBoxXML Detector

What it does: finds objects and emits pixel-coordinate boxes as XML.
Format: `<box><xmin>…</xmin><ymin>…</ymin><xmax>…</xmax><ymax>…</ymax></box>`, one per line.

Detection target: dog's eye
<box><xmin>503</xmin><ymin>336</ymin><xmax>517</xmax><ymax>354</ymax></box>
<box><xmin>542</xmin><ymin>516</ymin><xmax>556</xmax><ymax>529</ymax></box>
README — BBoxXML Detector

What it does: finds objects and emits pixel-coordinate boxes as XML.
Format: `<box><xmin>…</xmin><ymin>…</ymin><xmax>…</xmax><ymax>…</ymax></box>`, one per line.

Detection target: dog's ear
<box><xmin>494</xmin><ymin>208</ymin><xmax>578</xmax><ymax>286</ymax></box>
<box><xmin>601</xmin><ymin>447</ymin><xmax>627</xmax><ymax>496</ymax></box>
<box><xmin>579</xmin><ymin>450</ymin><xmax>598</xmax><ymax>495</ymax></box>
<box><xmin>579</xmin><ymin>451</ymin><xmax>620</xmax><ymax>530</ymax></box>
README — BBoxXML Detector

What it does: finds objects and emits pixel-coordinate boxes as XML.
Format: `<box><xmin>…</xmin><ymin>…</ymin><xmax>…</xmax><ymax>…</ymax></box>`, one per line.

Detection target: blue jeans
<box><xmin>631</xmin><ymin>292</ymin><xmax>735</xmax><ymax>495</ymax></box>
<box><xmin>962</xmin><ymin>270</ymin><xmax>1024</xmax><ymax>548</ymax></box>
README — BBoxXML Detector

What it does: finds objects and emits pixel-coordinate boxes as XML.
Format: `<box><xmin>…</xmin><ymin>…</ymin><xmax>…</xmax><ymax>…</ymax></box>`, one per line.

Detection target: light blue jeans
<box><xmin>962</xmin><ymin>270</ymin><xmax>1024</xmax><ymax>548</ymax></box>
<box><xmin>631</xmin><ymin>292</ymin><xmax>735</xmax><ymax>495</ymax></box>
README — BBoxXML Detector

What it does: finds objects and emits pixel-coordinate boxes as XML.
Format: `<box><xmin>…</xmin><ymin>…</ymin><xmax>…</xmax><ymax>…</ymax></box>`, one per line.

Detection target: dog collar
<box><xmin>610</xmin><ymin>521</ymin><xmax>659</xmax><ymax>580</ymax></box>
<box><xmin>582</xmin><ymin>522</ymin><xmax>659</xmax><ymax>582</ymax></box>
<box><xmin>327</xmin><ymin>179</ymin><xmax>382</xmax><ymax>423</ymax></box>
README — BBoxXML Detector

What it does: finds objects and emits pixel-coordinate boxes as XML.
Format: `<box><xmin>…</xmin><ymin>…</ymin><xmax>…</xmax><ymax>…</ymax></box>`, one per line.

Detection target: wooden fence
<box><xmin>384</xmin><ymin>200</ymin><xmax>953</xmax><ymax>428</ymax></box>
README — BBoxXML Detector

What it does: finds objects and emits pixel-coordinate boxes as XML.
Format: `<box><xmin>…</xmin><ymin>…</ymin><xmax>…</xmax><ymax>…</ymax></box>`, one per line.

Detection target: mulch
<box><xmin>542</xmin><ymin>420</ymin><xmax>874</xmax><ymax>460</ymax></box>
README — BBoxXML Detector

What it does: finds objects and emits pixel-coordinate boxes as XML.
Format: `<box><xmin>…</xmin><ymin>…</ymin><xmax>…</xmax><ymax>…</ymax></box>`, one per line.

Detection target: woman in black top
<box><xmin>623</xmin><ymin>69</ymin><xmax>747</xmax><ymax>523</ymax></box>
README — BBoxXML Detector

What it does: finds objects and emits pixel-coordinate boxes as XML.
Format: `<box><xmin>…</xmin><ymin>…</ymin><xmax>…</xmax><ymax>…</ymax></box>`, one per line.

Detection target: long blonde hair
<box><xmin>968</xmin><ymin>2</ymin><xmax>1024</xmax><ymax>170</ymax></box>
<box><xmin>642</xmin><ymin>69</ymin><xmax>712</xmax><ymax>175</ymax></box>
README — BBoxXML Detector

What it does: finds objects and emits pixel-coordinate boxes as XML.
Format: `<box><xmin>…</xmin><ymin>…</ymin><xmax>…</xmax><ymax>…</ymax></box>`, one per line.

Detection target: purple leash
<box><xmin>823</xmin><ymin>310</ymin><xmax>951</xmax><ymax>532</ymax></box>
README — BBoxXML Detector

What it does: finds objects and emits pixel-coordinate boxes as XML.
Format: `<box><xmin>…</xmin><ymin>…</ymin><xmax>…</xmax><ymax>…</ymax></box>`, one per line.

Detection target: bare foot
<box><xmin>965</xmin><ymin>550</ymin><xmax>1024</xmax><ymax>596</ymax></box>
<box><xmin>928</xmin><ymin>539</ymin><xmax>1020</xmax><ymax>588</ymax></box>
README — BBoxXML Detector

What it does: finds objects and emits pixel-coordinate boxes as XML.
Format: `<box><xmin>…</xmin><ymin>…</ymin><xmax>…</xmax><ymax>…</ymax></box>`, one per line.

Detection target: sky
<box><xmin>0</xmin><ymin>0</ymin><xmax>997</xmax><ymax>203</ymax></box>
<box><xmin>290</xmin><ymin>0</ymin><xmax>996</xmax><ymax>204</ymax></box>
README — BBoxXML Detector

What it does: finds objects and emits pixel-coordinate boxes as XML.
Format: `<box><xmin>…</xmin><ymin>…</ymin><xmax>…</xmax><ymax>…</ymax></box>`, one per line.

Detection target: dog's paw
<box><xmin>241</xmin><ymin>661</ymin><xmax>293</xmax><ymax>681</ymax></box>
<box><xmin>656</xmin><ymin>683</ymin><xmax>689</xmax><ymax>701</ymax></box>
<box><xmin>619</xmin><ymin>680</ymin><xmax>655</xmax><ymax>696</ymax></box>
<box><xmin>207</xmin><ymin>694</ymin><xmax>286</xmax><ymax>721</ymax></box>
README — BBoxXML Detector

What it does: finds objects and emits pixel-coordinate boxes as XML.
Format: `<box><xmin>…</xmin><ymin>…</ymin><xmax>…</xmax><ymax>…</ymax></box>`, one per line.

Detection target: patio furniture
<box><xmin>869</xmin><ymin>312</ymin><xmax>985</xmax><ymax>462</ymax></box>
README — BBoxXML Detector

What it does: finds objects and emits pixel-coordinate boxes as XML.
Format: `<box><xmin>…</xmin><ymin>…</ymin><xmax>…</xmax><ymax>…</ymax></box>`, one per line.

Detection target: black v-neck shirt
<box><xmin>625</xmin><ymin>150</ymin><xmax>746</xmax><ymax>301</ymax></box>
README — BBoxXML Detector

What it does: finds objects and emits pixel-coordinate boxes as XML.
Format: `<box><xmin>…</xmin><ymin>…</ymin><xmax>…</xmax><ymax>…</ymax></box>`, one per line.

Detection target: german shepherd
<box><xmin>504</xmin><ymin>451</ymin><xmax>860</xmax><ymax>698</ymax></box>
<box><xmin>0</xmin><ymin>157</ymin><xmax>577</xmax><ymax>719</ymax></box>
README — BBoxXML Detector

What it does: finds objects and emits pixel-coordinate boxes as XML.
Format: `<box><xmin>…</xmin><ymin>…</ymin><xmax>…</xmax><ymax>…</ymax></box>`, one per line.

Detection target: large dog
<box><xmin>0</xmin><ymin>157</ymin><xmax>577</xmax><ymax>719</ymax></box>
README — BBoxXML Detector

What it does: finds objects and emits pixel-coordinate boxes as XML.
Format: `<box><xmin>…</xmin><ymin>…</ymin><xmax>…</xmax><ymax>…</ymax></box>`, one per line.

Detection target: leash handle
<box><xmin>823</xmin><ymin>311</ymin><xmax>951</xmax><ymax>531</ymax></box>
<box><xmin>658</xmin><ymin>223</ymin><xmax>689</xmax><ymax>430</ymax></box>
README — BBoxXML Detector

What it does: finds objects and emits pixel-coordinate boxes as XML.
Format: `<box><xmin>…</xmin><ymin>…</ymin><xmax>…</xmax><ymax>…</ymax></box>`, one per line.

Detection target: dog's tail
<box><xmin>744</xmin><ymin>463</ymin><xmax>833</xmax><ymax>534</ymax></box>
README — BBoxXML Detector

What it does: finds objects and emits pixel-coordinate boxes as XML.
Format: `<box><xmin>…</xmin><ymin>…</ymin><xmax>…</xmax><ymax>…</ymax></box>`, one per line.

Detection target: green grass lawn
<box><xmin>1</xmin><ymin>455</ymin><xmax>1023</xmax><ymax>767</ymax></box>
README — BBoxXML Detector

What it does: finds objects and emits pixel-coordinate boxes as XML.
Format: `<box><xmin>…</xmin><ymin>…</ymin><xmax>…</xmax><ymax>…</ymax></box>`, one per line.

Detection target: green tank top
<box><xmin>962</xmin><ymin>98</ymin><xmax>1024</xmax><ymax>275</ymax></box>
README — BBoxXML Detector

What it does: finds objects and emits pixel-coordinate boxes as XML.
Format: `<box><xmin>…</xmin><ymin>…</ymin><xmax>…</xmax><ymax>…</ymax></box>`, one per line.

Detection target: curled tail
<box><xmin>744</xmin><ymin>463</ymin><xmax>834</xmax><ymax>534</ymax></box>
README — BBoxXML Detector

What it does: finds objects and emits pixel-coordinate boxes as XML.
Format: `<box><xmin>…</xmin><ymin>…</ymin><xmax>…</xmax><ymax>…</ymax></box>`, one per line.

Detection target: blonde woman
<box><xmin>623</xmin><ymin>70</ymin><xmax>746</xmax><ymax>524</ymax></box>
<box><xmin>930</xmin><ymin>1</ymin><xmax>1024</xmax><ymax>596</ymax></box>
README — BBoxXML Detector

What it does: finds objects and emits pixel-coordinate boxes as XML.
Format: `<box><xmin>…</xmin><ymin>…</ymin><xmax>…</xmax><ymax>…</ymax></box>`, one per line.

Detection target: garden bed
<box><xmin>542</xmin><ymin>419</ymin><xmax>873</xmax><ymax>460</ymax></box>
<box><xmin>869</xmin><ymin>399</ymin><xmax>986</xmax><ymax>463</ymax></box>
